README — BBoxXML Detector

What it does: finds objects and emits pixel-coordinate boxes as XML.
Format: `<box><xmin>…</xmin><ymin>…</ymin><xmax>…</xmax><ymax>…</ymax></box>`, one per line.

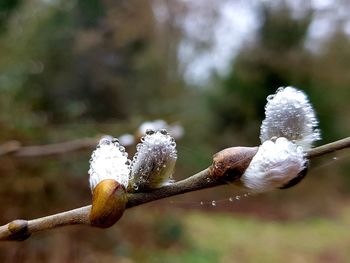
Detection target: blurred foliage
<box><xmin>208</xmin><ymin>2</ymin><xmax>349</xmax><ymax>148</ymax></box>
<box><xmin>0</xmin><ymin>0</ymin><xmax>349</xmax><ymax>262</ymax></box>
<box><xmin>0</xmin><ymin>0</ymin><xmax>21</xmax><ymax>32</ymax></box>
<box><xmin>0</xmin><ymin>0</ymin><xmax>186</xmax><ymax>140</ymax></box>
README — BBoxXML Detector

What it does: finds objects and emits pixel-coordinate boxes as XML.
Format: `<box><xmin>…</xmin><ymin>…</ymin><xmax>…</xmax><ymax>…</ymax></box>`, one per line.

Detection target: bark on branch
<box><xmin>0</xmin><ymin>138</ymin><xmax>99</xmax><ymax>157</ymax></box>
<box><xmin>0</xmin><ymin>137</ymin><xmax>349</xmax><ymax>241</ymax></box>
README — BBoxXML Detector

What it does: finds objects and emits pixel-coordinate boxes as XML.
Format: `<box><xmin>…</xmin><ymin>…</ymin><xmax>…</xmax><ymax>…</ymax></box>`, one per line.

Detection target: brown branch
<box><xmin>0</xmin><ymin>123</ymin><xmax>183</xmax><ymax>158</ymax></box>
<box><xmin>0</xmin><ymin>137</ymin><xmax>349</xmax><ymax>241</ymax></box>
<box><xmin>306</xmin><ymin>137</ymin><xmax>350</xmax><ymax>159</ymax></box>
<box><xmin>0</xmin><ymin>138</ymin><xmax>99</xmax><ymax>157</ymax></box>
<box><xmin>0</xmin><ymin>206</ymin><xmax>91</xmax><ymax>241</ymax></box>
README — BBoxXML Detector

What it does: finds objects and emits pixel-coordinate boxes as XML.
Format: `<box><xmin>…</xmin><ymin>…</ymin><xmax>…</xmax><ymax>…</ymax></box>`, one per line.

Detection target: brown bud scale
<box><xmin>90</xmin><ymin>179</ymin><xmax>127</xmax><ymax>228</ymax></box>
<box><xmin>209</xmin><ymin>146</ymin><xmax>258</xmax><ymax>183</ymax></box>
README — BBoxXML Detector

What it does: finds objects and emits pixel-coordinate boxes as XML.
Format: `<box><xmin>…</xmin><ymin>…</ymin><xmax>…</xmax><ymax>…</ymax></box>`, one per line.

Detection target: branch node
<box><xmin>8</xmin><ymin>220</ymin><xmax>31</xmax><ymax>241</ymax></box>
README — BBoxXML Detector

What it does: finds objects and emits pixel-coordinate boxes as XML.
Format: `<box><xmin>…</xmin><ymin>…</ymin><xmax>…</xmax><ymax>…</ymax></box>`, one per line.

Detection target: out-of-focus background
<box><xmin>0</xmin><ymin>0</ymin><xmax>350</xmax><ymax>262</ymax></box>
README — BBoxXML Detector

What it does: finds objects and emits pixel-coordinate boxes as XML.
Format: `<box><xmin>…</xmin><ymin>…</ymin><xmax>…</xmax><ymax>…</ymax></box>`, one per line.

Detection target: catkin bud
<box><xmin>260</xmin><ymin>86</ymin><xmax>320</xmax><ymax>150</ymax></box>
<box><xmin>89</xmin><ymin>136</ymin><xmax>131</xmax><ymax>190</ymax></box>
<box><xmin>88</xmin><ymin>136</ymin><xmax>130</xmax><ymax>228</ymax></box>
<box><xmin>90</xmin><ymin>179</ymin><xmax>127</xmax><ymax>228</ymax></box>
<box><xmin>240</xmin><ymin>137</ymin><xmax>307</xmax><ymax>193</ymax></box>
<box><xmin>130</xmin><ymin>129</ymin><xmax>177</xmax><ymax>191</ymax></box>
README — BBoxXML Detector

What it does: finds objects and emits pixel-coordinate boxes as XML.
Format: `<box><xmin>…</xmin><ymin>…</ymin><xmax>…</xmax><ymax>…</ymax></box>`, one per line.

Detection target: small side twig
<box><xmin>0</xmin><ymin>137</ymin><xmax>349</xmax><ymax>241</ymax></box>
<box><xmin>0</xmin><ymin>138</ymin><xmax>99</xmax><ymax>157</ymax></box>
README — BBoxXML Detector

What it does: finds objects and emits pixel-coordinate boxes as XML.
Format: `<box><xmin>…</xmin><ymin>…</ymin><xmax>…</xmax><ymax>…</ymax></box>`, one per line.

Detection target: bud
<box><xmin>88</xmin><ymin>136</ymin><xmax>130</xmax><ymax>228</ymax></box>
<box><xmin>210</xmin><ymin>146</ymin><xmax>258</xmax><ymax>181</ymax></box>
<box><xmin>90</xmin><ymin>179</ymin><xmax>127</xmax><ymax>228</ymax></box>
<box><xmin>89</xmin><ymin>136</ymin><xmax>131</xmax><ymax>190</ymax></box>
<box><xmin>260</xmin><ymin>86</ymin><xmax>320</xmax><ymax>150</ymax></box>
<box><xmin>130</xmin><ymin>129</ymin><xmax>177</xmax><ymax>191</ymax></box>
<box><xmin>7</xmin><ymin>220</ymin><xmax>30</xmax><ymax>241</ymax></box>
<box><xmin>240</xmin><ymin>137</ymin><xmax>306</xmax><ymax>193</ymax></box>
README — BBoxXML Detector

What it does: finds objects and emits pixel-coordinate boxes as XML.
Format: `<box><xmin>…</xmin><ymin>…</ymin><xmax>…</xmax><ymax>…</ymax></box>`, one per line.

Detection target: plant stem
<box><xmin>0</xmin><ymin>136</ymin><xmax>349</xmax><ymax>241</ymax></box>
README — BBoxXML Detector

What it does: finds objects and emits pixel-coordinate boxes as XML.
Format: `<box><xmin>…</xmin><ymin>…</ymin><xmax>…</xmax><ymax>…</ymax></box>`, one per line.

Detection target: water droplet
<box><xmin>119</xmin><ymin>146</ymin><xmax>125</xmax><ymax>152</ymax></box>
<box><xmin>267</xmin><ymin>95</ymin><xmax>274</xmax><ymax>101</ymax></box>
<box><xmin>146</xmin><ymin>129</ymin><xmax>155</xmax><ymax>135</ymax></box>
<box><xmin>229</xmin><ymin>197</ymin><xmax>233</xmax><ymax>202</ymax></box>
<box><xmin>333</xmin><ymin>157</ymin><xmax>338</xmax><ymax>160</ymax></box>
<box><xmin>235</xmin><ymin>196</ymin><xmax>240</xmax><ymax>200</ymax></box>
<box><xmin>160</xmin><ymin>129</ymin><xmax>168</xmax><ymax>135</ymax></box>
<box><xmin>200</xmin><ymin>201</ymin><xmax>204</xmax><ymax>206</ymax></box>
<box><xmin>211</xmin><ymin>200</ymin><xmax>216</xmax><ymax>206</ymax></box>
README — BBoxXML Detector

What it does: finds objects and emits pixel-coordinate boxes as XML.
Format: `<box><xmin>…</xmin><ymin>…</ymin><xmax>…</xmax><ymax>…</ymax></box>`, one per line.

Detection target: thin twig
<box><xmin>0</xmin><ymin>138</ymin><xmax>98</xmax><ymax>157</ymax></box>
<box><xmin>0</xmin><ymin>137</ymin><xmax>349</xmax><ymax>241</ymax></box>
<box><xmin>0</xmin><ymin>124</ymin><xmax>183</xmax><ymax>158</ymax></box>
<box><xmin>306</xmin><ymin>137</ymin><xmax>350</xmax><ymax>159</ymax></box>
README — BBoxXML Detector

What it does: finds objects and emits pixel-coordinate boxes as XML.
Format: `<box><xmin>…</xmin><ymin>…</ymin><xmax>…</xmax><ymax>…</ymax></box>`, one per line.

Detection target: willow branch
<box><xmin>306</xmin><ymin>137</ymin><xmax>350</xmax><ymax>159</ymax></box>
<box><xmin>0</xmin><ymin>138</ymin><xmax>98</xmax><ymax>157</ymax></box>
<box><xmin>0</xmin><ymin>137</ymin><xmax>349</xmax><ymax>241</ymax></box>
<box><xmin>0</xmin><ymin>126</ymin><xmax>182</xmax><ymax>158</ymax></box>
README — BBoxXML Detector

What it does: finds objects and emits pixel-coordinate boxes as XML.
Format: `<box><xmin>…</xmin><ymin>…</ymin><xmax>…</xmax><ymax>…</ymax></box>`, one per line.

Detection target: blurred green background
<box><xmin>0</xmin><ymin>0</ymin><xmax>350</xmax><ymax>262</ymax></box>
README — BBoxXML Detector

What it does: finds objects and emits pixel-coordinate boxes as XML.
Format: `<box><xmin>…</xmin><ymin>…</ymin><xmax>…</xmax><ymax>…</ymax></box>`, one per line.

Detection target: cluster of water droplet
<box><xmin>241</xmin><ymin>137</ymin><xmax>306</xmax><ymax>193</ymax></box>
<box><xmin>88</xmin><ymin>136</ymin><xmax>131</xmax><ymax>191</ymax></box>
<box><xmin>130</xmin><ymin>129</ymin><xmax>177</xmax><ymax>191</ymax></box>
<box><xmin>199</xmin><ymin>193</ymin><xmax>251</xmax><ymax>207</ymax></box>
<box><xmin>260</xmin><ymin>86</ymin><xmax>321</xmax><ymax>150</ymax></box>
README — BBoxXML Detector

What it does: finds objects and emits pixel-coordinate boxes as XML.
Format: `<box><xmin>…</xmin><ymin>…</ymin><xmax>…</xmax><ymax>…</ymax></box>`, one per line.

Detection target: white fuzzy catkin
<box><xmin>130</xmin><ymin>129</ymin><xmax>177</xmax><ymax>190</ymax></box>
<box><xmin>241</xmin><ymin>137</ymin><xmax>306</xmax><ymax>193</ymax></box>
<box><xmin>260</xmin><ymin>86</ymin><xmax>320</xmax><ymax>150</ymax></box>
<box><xmin>88</xmin><ymin>136</ymin><xmax>131</xmax><ymax>190</ymax></box>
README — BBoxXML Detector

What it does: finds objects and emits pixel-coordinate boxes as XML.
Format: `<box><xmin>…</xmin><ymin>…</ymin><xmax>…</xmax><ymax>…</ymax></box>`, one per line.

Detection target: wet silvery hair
<box><xmin>89</xmin><ymin>136</ymin><xmax>131</xmax><ymax>190</ymax></box>
<box><xmin>242</xmin><ymin>87</ymin><xmax>320</xmax><ymax>193</ymax></box>
<box><xmin>130</xmin><ymin>129</ymin><xmax>177</xmax><ymax>191</ymax></box>
<box><xmin>241</xmin><ymin>137</ymin><xmax>306</xmax><ymax>193</ymax></box>
<box><xmin>260</xmin><ymin>86</ymin><xmax>320</xmax><ymax>150</ymax></box>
